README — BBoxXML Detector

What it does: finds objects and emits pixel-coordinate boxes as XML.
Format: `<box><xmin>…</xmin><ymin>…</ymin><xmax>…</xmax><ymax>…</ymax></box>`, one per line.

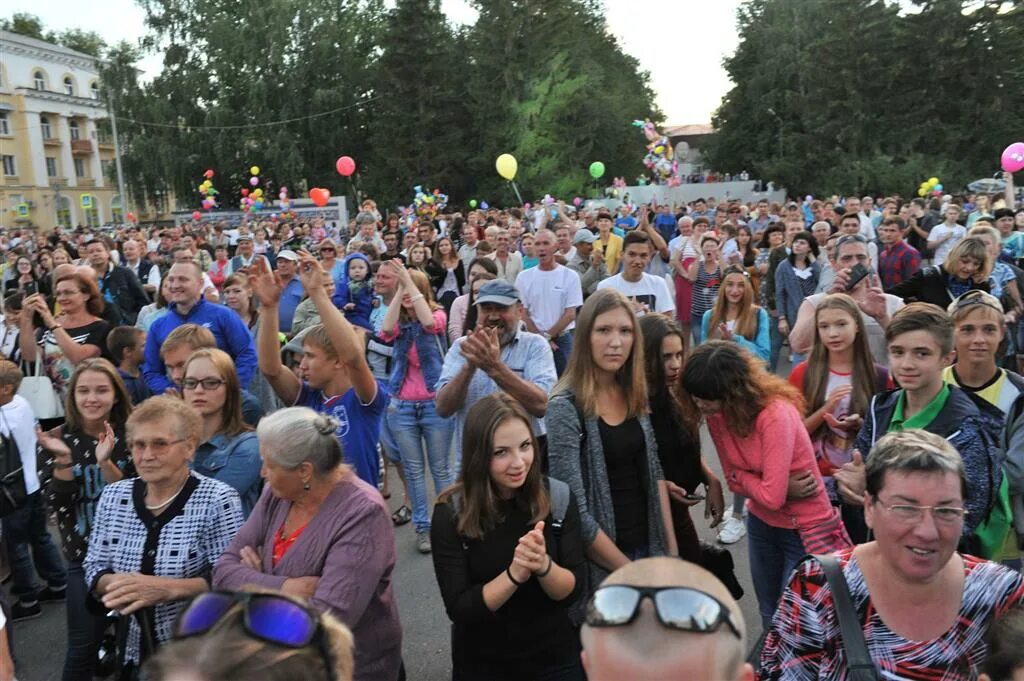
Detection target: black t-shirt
<box><xmin>44</xmin><ymin>428</ymin><xmax>135</xmax><ymax>563</ymax></box>
<box><xmin>430</xmin><ymin>489</ymin><xmax>585</xmax><ymax>680</ymax></box>
<box><xmin>649</xmin><ymin>401</ymin><xmax>705</xmax><ymax>492</ymax></box>
<box><xmin>598</xmin><ymin>417</ymin><xmax>649</xmax><ymax>553</ymax></box>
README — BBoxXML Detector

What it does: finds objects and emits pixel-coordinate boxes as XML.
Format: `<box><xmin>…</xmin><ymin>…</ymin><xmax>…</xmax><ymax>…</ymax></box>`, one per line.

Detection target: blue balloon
<box><xmin>480</xmin><ymin>201</ymin><xmax>489</xmax><ymax>210</ymax></box>
<box><xmin>934</xmin><ymin>183</ymin><xmax>943</xmax><ymax>192</ymax></box>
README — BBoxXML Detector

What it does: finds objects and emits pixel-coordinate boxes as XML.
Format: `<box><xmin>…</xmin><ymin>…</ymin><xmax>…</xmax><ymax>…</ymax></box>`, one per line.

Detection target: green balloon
<box><xmin>589</xmin><ymin>161</ymin><xmax>606</xmax><ymax>179</ymax></box>
<box><xmin>469</xmin><ymin>199</ymin><xmax>478</xmax><ymax>208</ymax></box>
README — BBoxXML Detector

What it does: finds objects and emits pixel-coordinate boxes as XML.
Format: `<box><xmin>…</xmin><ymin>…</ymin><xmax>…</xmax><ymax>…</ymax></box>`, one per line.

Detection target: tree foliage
<box><xmin>2</xmin><ymin>12</ymin><xmax>107</xmax><ymax>57</ymax></box>
<box><xmin>706</xmin><ymin>0</ymin><xmax>1024</xmax><ymax>196</ymax></box>
<box><xmin>92</xmin><ymin>0</ymin><xmax>657</xmax><ymax>211</ymax></box>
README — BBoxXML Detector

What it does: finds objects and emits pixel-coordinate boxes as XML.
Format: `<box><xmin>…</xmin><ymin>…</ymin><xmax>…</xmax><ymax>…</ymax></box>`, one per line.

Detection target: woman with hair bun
<box><xmin>213</xmin><ymin>406</ymin><xmax>403</xmax><ymax>681</ymax></box>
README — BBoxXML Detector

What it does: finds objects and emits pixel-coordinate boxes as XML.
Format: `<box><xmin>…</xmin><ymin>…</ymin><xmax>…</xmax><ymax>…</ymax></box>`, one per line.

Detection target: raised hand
<box><xmin>295</xmin><ymin>250</ymin><xmax>326</xmax><ymax>294</ymax></box>
<box><xmin>248</xmin><ymin>256</ymin><xmax>283</xmax><ymax>307</ymax></box>
<box><xmin>95</xmin><ymin>420</ymin><xmax>116</xmax><ymax>465</ymax></box>
<box><xmin>37</xmin><ymin>426</ymin><xmax>71</xmax><ymax>459</ymax></box>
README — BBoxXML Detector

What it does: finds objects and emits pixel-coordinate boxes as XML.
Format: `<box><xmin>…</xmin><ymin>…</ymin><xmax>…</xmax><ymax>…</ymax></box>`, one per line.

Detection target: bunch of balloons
<box><xmin>1003</xmin><ymin>142</ymin><xmax>1024</xmax><ymax>173</ymax></box>
<box><xmin>198</xmin><ymin>169</ymin><xmax>218</xmax><ymax>211</ymax></box>
<box><xmin>238</xmin><ymin>166</ymin><xmax>265</xmax><ymax>212</ymax></box>
<box><xmin>632</xmin><ymin>119</ymin><xmax>677</xmax><ymax>185</ymax></box>
<box><xmin>918</xmin><ymin>177</ymin><xmax>944</xmax><ymax>197</ymax></box>
<box><xmin>413</xmin><ymin>185</ymin><xmax>448</xmax><ymax>219</ymax></box>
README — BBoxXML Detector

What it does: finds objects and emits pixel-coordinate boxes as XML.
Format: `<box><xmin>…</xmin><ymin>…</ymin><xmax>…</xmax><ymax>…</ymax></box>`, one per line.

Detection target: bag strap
<box><xmin>815</xmin><ymin>554</ymin><xmax>879</xmax><ymax>680</ymax></box>
<box><xmin>568</xmin><ymin>393</ymin><xmax>587</xmax><ymax>449</ymax></box>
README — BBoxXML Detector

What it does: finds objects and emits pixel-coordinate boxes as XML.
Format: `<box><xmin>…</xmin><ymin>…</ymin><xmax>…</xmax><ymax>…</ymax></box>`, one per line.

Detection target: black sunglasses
<box><xmin>174</xmin><ymin>591</ymin><xmax>336</xmax><ymax>681</ymax></box>
<box><xmin>585</xmin><ymin>585</ymin><xmax>742</xmax><ymax>639</ymax></box>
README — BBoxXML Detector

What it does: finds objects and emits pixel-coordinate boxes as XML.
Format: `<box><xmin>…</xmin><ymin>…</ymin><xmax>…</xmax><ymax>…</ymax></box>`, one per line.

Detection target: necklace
<box><xmin>145</xmin><ymin>475</ymin><xmax>190</xmax><ymax>511</ymax></box>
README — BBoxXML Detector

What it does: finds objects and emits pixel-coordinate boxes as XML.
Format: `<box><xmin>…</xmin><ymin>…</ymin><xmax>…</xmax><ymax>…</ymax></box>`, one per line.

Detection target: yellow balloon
<box><xmin>253</xmin><ymin>188</ymin><xmax>263</xmax><ymax>197</ymax></box>
<box><xmin>928</xmin><ymin>177</ymin><xmax>939</xmax><ymax>186</ymax></box>
<box><xmin>250</xmin><ymin>166</ymin><xmax>260</xmax><ymax>176</ymax></box>
<box><xmin>495</xmin><ymin>154</ymin><xmax>518</xmax><ymax>181</ymax></box>
<box><xmin>918</xmin><ymin>188</ymin><xmax>927</xmax><ymax>197</ymax></box>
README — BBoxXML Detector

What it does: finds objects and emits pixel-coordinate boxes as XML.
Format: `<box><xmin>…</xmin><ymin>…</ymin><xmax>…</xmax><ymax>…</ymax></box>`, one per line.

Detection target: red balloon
<box><xmin>191</xmin><ymin>211</ymin><xmax>202</xmax><ymax>220</ymax></box>
<box><xmin>203</xmin><ymin>169</ymin><xmax>215</xmax><ymax>179</ymax></box>
<box><xmin>310</xmin><ymin>188</ymin><xmax>331</xmax><ymax>207</ymax></box>
<box><xmin>335</xmin><ymin>156</ymin><xmax>356</xmax><ymax>177</ymax></box>
<box><xmin>241</xmin><ymin>188</ymin><xmax>249</xmax><ymax>197</ymax></box>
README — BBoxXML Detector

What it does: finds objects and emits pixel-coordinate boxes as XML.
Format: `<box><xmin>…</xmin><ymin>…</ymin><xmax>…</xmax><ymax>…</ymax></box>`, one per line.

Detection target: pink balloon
<box><xmin>249</xmin><ymin>176</ymin><xmax>259</xmax><ymax>186</ymax></box>
<box><xmin>573</xmin><ymin>197</ymin><xmax>582</xmax><ymax>206</ymax></box>
<box><xmin>336</xmin><ymin>156</ymin><xmax>356</xmax><ymax>177</ymax></box>
<box><xmin>1002</xmin><ymin>142</ymin><xmax>1024</xmax><ymax>173</ymax></box>
<box><xmin>191</xmin><ymin>211</ymin><xmax>202</xmax><ymax>220</ymax></box>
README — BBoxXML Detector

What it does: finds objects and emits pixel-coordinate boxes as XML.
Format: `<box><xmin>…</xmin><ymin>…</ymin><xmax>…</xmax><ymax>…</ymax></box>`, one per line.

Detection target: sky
<box><xmin>9</xmin><ymin>0</ymin><xmax>743</xmax><ymax>125</ymax></box>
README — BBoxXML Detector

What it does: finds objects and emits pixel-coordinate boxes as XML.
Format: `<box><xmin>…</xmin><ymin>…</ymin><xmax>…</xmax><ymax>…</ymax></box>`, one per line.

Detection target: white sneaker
<box><xmin>717</xmin><ymin>515</ymin><xmax>746</xmax><ymax>545</ymax></box>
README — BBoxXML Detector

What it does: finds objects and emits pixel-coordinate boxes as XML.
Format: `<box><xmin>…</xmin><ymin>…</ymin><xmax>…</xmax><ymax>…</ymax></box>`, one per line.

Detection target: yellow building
<box><xmin>0</xmin><ymin>29</ymin><xmax>135</xmax><ymax>230</ymax></box>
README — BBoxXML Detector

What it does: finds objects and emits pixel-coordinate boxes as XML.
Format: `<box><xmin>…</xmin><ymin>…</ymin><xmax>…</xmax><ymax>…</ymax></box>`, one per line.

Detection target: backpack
<box><xmin>365</xmin><ymin>334</ymin><xmax>395</xmax><ymax>382</ymax></box>
<box><xmin>0</xmin><ymin>412</ymin><xmax>27</xmax><ymax>517</ymax></box>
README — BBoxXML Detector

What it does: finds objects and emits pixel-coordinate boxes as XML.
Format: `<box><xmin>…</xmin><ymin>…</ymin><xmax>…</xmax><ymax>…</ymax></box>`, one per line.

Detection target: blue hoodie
<box><xmin>142</xmin><ymin>297</ymin><xmax>258</xmax><ymax>394</ymax></box>
<box><xmin>332</xmin><ymin>253</ymin><xmax>374</xmax><ymax>331</ymax></box>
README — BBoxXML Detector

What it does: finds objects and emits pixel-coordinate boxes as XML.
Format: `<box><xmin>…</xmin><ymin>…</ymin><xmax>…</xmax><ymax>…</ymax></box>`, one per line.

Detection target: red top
<box><xmin>272</xmin><ymin>520</ymin><xmax>309</xmax><ymax>567</ymax></box>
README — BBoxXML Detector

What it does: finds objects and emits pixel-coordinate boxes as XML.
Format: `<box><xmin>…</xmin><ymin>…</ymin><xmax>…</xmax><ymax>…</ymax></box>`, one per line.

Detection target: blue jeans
<box><xmin>551</xmin><ymin>331</ymin><xmax>574</xmax><ymax>377</ymax></box>
<box><xmin>747</xmin><ymin>513</ymin><xmax>805</xmax><ymax>630</ymax></box>
<box><xmin>387</xmin><ymin>399</ymin><xmax>454</xmax><ymax>534</ymax></box>
<box><xmin>2</xmin><ymin>491</ymin><xmax>66</xmax><ymax>604</ymax></box>
<box><xmin>63</xmin><ymin>562</ymin><xmax>107</xmax><ymax>681</ymax></box>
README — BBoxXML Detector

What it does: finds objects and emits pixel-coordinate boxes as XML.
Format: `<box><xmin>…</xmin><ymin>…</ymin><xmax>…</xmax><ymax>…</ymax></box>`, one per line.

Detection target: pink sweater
<box><xmin>706</xmin><ymin>399</ymin><xmax>835</xmax><ymax>530</ymax></box>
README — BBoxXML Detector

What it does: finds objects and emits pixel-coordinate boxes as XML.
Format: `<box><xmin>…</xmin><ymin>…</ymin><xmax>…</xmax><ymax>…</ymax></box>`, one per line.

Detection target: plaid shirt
<box><xmin>878</xmin><ymin>239</ymin><xmax>921</xmax><ymax>291</ymax></box>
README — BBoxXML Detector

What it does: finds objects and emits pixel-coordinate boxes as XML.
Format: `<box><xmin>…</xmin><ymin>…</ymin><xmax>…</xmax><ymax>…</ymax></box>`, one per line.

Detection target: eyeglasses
<box><xmin>319</xmin><ymin>248</ymin><xmax>335</xmax><ymax>254</ymax></box>
<box><xmin>181</xmin><ymin>378</ymin><xmax>227</xmax><ymax>391</ymax></box>
<box><xmin>128</xmin><ymin>438</ymin><xmax>186</xmax><ymax>454</ymax></box>
<box><xmin>585</xmin><ymin>585</ymin><xmax>742</xmax><ymax>639</ymax></box>
<box><xmin>175</xmin><ymin>591</ymin><xmax>336</xmax><ymax>681</ymax></box>
<box><xmin>875</xmin><ymin>496</ymin><xmax>967</xmax><ymax>525</ymax></box>
<box><xmin>949</xmin><ymin>289</ymin><xmax>1003</xmax><ymax>316</ymax></box>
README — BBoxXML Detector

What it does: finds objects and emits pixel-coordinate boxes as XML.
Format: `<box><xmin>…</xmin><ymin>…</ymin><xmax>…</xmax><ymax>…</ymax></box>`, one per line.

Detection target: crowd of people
<box><xmin>0</xmin><ymin>186</ymin><xmax>1023</xmax><ymax>680</ymax></box>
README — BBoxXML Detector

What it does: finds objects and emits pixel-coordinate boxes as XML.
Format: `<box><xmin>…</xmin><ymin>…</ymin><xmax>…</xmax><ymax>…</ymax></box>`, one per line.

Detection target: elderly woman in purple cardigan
<box><xmin>213</xmin><ymin>407</ymin><xmax>403</xmax><ymax>681</ymax></box>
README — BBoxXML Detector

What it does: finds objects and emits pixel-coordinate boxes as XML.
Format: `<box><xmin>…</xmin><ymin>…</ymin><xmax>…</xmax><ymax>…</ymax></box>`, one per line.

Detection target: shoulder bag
<box><xmin>17</xmin><ymin>348</ymin><xmax>63</xmax><ymax>420</ymax></box>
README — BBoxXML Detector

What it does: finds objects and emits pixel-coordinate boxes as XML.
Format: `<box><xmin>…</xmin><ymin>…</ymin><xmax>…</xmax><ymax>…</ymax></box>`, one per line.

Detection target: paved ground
<box><xmin>13</xmin><ymin>412</ymin><xmax>778</xmax><ymax>679</ymax></box>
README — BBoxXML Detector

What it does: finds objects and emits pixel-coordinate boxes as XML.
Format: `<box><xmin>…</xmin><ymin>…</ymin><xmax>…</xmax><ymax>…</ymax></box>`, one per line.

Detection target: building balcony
<box><xmin>71</xmin><ymin>139</ymin><xmax>93</xmax><ymax>155</ymax></box>
<box><xmin>77</xmin><ymin>177</ymin><xmax>96</xmax><ymax>187</ymax></box>
<box><xmin>97</xmin><ymin>137</ymin><xmax>114</xmax><ymax>150</ymax></box>
<box><xmin>43</xmin><ymin>136</ymin><xmax>61</xmax><ymax>147</ymax></box>
<box><xmin>2</xmin><ymin>175</ymin><xmax>20</xmax><ymax>185</ymax></box>
<box><xmin>48</xmin><ymin>176</ymin><xmax>68</xmax><ymax>185</ymax></box>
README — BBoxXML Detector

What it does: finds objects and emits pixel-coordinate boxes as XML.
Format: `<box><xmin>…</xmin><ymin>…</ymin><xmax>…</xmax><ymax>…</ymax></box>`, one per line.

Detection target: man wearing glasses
<box><xmin>581</xmin><ymin>557</ymin><xmax>751</xmax><ymax>681</ymax></box>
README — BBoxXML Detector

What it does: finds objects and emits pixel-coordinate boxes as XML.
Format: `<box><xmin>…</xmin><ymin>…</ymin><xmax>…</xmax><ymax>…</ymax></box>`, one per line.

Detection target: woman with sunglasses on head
<box><xmin>683</xmin><ymin>235</ymin><xmax>723</xmax><ymax>346</ymax></box>
<box><xmin>547</xmin><ymin>289</ymin><xmax>669</xmax><ymax>621</ymax></box>
<box><xmin>38</xmin><ymin>359</ymin><xmax>135</xmax><ymax>680</ymax></box>
<box><xmin>431</xmin><ymin>394</ymin><xmax>586</xmax><ymax>681</ymax></box>
<box><xmin>700</xmin><ymin>265</ymin><xmax>770</xmax><ymax>362</ymax></box>
<box><xmin>890</xmin><ymin>236</ymin><xmax>992</xmax><ymax>309</ymax></box>
<box><xmin>447</xmin><ymin>258</ymin><xmax>498</xmax><ymax>342</ymax></box>
<box><xmin>426</xmin><ymin>236</ymin><xmax>464</xmax><ymax>316</ymax></box>
<box><xmin>182</xmin><ymin>348</ymin><xmax>262</xmax><ymax>518</ymax></box>
<box><xmin>84</xmin><ymin>396</ymin><xmax>244</xmax><ymax>677</ymax></box>
<box><xmin>680</xmin><ymin>341</ymin><xmax>848</xmax><ymax>629</ymax></box>
<box><xmin>141</xmin><ymin>590</ymin><xmax>355</xmax><ymax>681</ymax></box>
<box><xmin>213</xmin><ymin>407</ymin><xmax>402</xmax><ymax>681</ymax></box>
<box><xmin>760</xmin><ymin>430</ymin><xmax>1024</xmax><ymax>680</ymax></box>
<box><xmin>774</xmin><ymin>230</ymin><xmax>821</xmax><ymax>362</ymax></box>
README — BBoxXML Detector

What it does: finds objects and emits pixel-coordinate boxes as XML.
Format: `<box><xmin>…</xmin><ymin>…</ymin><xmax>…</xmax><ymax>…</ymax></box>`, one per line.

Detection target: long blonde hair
<box><xmin>707</xmin><ymin>267</ymin><xmax>758</xmax><ymax>340</ymax></box>
<box><xmin>399</xmin><ymin>269</ymin><xmax>440</xmax><ymax>322</ymax></box>
<box><xmin>553</xmin><ymin>289</ymin><xmax>647</xmax><ymax>419</ymax></box>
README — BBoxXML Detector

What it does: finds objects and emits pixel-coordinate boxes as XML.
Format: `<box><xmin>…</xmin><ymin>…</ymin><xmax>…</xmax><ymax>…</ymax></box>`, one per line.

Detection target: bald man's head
<box><xmin>581</xmin><ymin>558</ymin><xmax>752</xmax><ymax>681</ymax></box>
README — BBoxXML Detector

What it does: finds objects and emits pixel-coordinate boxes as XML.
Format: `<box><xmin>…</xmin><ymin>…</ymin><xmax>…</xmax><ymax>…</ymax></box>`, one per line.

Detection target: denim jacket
<box><xmin>388</xmin><ymin>318</ymin><xmax>447</xmax><ymax>397</ymax></box>
<box><xmin>191</xmin><ymin>431</ymin><xmax>262</xmax><ymax>517</ymax></box>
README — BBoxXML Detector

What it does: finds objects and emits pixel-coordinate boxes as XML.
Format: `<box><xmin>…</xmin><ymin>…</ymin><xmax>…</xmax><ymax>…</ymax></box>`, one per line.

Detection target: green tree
<box><xmin>365</xmin><ymin>0</ymin><xmax>474</xmax><ymax>209</ymax></box>
<box><xmin>54</xmin><ymin>28</ymin><xmax>106</xmax><ymax>56</ymax></box>
<box><xmin>0</xmin><ymin>12</ymin><xmax>45</xmax><ymax>40</ymax></box>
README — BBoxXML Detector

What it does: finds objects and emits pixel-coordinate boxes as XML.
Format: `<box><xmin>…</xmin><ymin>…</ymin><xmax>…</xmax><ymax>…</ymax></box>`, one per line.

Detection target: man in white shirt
<box><xmin>843</xmin><ymin>196</ymin><xmax>876</xmax><ymax>241</ymax></box>
<box><xmin>597</xmin><ymin>230</ymin><xmax>675</xmax><ymax>316</ymax></box>
<box><xmin>927</xmin><ymin>204</ymin><xmax>967</xmax><ymax>267</ymax></box>
<box><xmin>515</xmin><ymin>229</ymin><xmax>583</xmax><ymax>376</ymax></box>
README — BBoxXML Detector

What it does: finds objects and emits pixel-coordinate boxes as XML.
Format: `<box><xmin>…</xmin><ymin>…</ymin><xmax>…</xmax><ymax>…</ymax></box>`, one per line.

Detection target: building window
<box><xmin>63</xmin><ymin>77</ymin><xmax>74</xmax><ymax>96</ymax></box>
<box><xmin>46</xmin><ymin>157</ymin><xmax>58</xmax><ymax>177</ymax></box>
<box><xmin>1</xmin><ymin>155</ymin><xmax>15</xmax><ymax>176</ymax></box>
<box><xmin>0</xmin><ymin>113</ymin><xmax>8</xmax><ymax>136</ymax></box>
<box><xmin>100</xmin><ymin>159</ymin><xmax>112</xmax><ymax>179</ymax></box>
<box><xmin>69</xmin><ymin>120</ymin><xmax>80</xmax><ymax>140</ymax></box>
<box><xmin>90</xmin><ymin>82</ymin><xmax>99</xmax><ymax>100</ymax></box>
<box><xmin>56</xmin><ymin>195</ymin><xmax>71</xmax><ymax>228</ymax></box>
<box><xmin>74</xmin><ymin>158</ymin><xmax>86</xmax><ymax>178</ymax></box>
<box><xmin>40</xmin><ymin>115</ymin><xmax>52</xmax><ymax>139</ymax></box>
<box><xmin>33</xmin><ymin>70</ymin><xmax>45</xmax><ymax>91</ymax></box>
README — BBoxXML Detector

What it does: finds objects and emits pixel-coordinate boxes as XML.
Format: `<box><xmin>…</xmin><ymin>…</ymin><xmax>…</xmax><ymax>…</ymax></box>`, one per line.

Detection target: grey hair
<box><xmin>355</xmin><ymin>211</ymin><xmax>377</xmax><ymax>225</ymax></box>
<box><xmin>256</xmin><ymin>407</ymin><xmax>343</xmax><ymax>474</ymax></box>
<box><xmin>865</xmin><ymin>429</ymin><xmax>967</xmax><ymax>500</ymax></box>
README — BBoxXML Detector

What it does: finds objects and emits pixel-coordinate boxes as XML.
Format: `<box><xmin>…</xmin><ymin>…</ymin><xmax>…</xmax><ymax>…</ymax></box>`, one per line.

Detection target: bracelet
<box><xmin>53</xmin><ymin>460</ymin><xmax>74</xmax><ymax>470</ymax></box>
<box><xmin>505</xmin><ymin>566</ymin><xmax>525</xmax><ymax>587</ymax></box>
<box><xmin>537</xmin><ymin>556</ymin><xmax>553</xmax><ymax>578</ymax></box>
<box><xmin>48</xmin><ymin>323</ymin><xmax>62</xmax><ymax>331</ymax></box>
<box><xmin>408</xmin><ymin>293</ymin><xmax>425</xmax><ymax>303</ymax></box>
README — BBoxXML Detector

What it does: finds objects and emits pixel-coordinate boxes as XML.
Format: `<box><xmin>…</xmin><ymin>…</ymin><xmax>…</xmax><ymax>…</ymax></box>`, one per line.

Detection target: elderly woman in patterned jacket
<box><xmin>84</xmin><ymin>396</ymin><xmax>243</xmax><ymax>677</ymax></box>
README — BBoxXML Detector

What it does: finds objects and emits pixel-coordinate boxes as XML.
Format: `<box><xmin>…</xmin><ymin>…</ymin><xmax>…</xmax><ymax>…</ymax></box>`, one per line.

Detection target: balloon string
<box><xmin>510</xmin><ymin>181</ymin><xmax>523</xmax><ymax>205</ymax></box>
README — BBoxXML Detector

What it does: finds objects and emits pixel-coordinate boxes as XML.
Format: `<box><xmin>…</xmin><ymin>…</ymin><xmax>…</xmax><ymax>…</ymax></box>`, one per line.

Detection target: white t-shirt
<box><xmin>515</xmin><ymin>265</ymin><xmax>583</xmax><ymax>333</ymax></box>
<box><xmin>0</xmin><ymin>395</ymin><xmax>40</xmax><ymax>495</ymax></box>
<box><xmin>928</xmin><ymin>223</ymin><xmax>966</xmax><ymax>267</ymax></box>
<box><xmin>597</xmin><ymin>273</ymin><xmax>676</xmax><ymax>315</ymax></box>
